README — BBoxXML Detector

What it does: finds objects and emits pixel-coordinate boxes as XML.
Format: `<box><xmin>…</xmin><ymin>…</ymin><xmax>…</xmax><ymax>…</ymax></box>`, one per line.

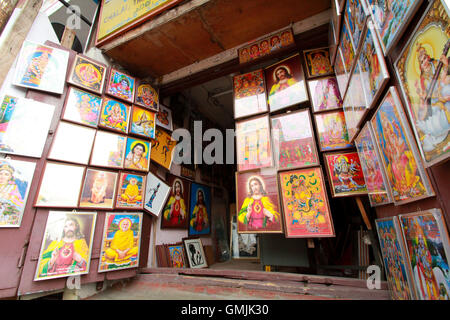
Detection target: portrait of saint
<box><xmin>124</xmin><ymin>138</ymin><xmax>151</xmax><ymax>172</ymax></box>
<box><xmin>116</xmin><ymin>173</ymin><xmax>145</xmax><ymax>209</ymax></box>
<box><xmin>188</xmin><ymin>183</ymin><xmax>211</xmax><ymax>236</ymax></box>
<box><xmin>79</xmin><ymin>169</ymin><xmax>118</xmax><ymax>209</ymax></box>
<box><xmin>161</xmin><ymin>175</ymin><xmax>190</xmax><ymax>229</ymax></box>
<box><xmin>106</xmin><ymin>69</ymin><xmax>135</xmax><ymax>103</ymax></box>
<box><xmin>303</xmin><ymin>48</ymin><xmax>334</xmax><ymax>78</ymax></box>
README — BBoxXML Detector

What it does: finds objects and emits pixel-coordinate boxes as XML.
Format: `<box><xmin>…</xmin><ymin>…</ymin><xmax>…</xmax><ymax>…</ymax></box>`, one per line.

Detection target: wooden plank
<box><xmin>355</xmin><ymin>196</ymin><xmax>372</xmax><ymax>230</ymax></box>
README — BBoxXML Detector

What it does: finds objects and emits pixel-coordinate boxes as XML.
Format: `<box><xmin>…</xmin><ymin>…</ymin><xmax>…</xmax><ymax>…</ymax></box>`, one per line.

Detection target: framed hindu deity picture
<box><xmin>150</xmin><ymin>127</ymin><xmax>176</xmax><ymax>170</ymax></box>
<box><xmin>134</xmin><ymin>81</ymin><xmax>159</xmax><ymax>111</ymax></box>
<box><xmin>233</xmin><ymin>69</ymin><xmax>268</xmax><ymax>119</ymax></box>
<box><xmin>130</xmin><ymin>105</ymin><xmax>156</xmax><ymax>140</ymax></box>
<box><xmin>264</xmin><ymin>53</ymin><xmax>308</xmax><ymax>112</ymax></box>
<box><xmin>394</xmin><ymin>0</ymin><xmax>450</xmax><ymax>167</ymax></box>
<box><xmin>343</xmin><ymin>0</ymin><xmax>369</xmax><ymax>53</ymax></box>
<box><xmin>34</xmin><ymin>211</ymin><xmax>96</xmax><ymax>281</ymax></box>
<box><xmin>375</xmin><ymin>217</ymin><xmax>416</xmax><ymax>300</ymax></box>
<box><xmin>143</xmin><ymin>171</ymin><xmax>171</xmax><ymax>217</ymax></box>
<box><xmin>335</xmin><ymin>47</ymin><xmax>350</xmax><ymax>97</ymax></box>
<box><xmin>270</xmin><ymin>109</ymin><xmax>319</xmax><ymax>170</ymax></box>
<box><xmin>278</xmin><ymin>167</ymin><xmax>335</xmax><ymax>238</ymax></box>
<box><xmin>62</xmin><ymin>87</ymin><xmax>102</xmax><ymax>128</ymax></box>
<box><xmin>89</xmin><ymin>130</ymin><xmax>126</xmax><ymax>169</ymax></box>
<box><xmin>354</xmin><ymin>123</ymin><xmax>393</xmax><ymax>207</ymax></box>
<box><xmin>188</xmin><ymin>183</ymin><xmax>211</xmax><ymax>236</ymax></box>
<box><xmin>47</xmin><ymin>121</ymin><xmax>96</xmax><ymax>165</ymax></box>
<box><xmin>399</xmin><ymin>208</ymin><xmax>450</xmax><ymax>300</ymax></box>
<box><xmin>307</xmin><ymin>76</ymin><xmax>343</xmax><ymax>113</ymax></box>
<box><xmin>98</xmin><ymin>97</ymin><xmax>131</xmax><ymax>134</ymax></box>
<box><xmin>358</xmin><ymin>19</ymin><xmax>390</xmax><ymax>110</ymax></box>
<box><xmin>338</xmin><ymin>19</ymin><xmax>356</xmax><ymax>81</ymax></box>
<box><xmin>123</xmin><ymin>137</ymin><xmax>151</xmax><ymax>172</ymax></box>
<box><xmin>155</xmin><ymin>104</ymin><xmax>173</xmax><ymax>131</ymax></box>
<box><xmin>302</xmin><ymin>47</ymin><xmax>334</xmax><ymax>78</ymax></box>
<box><xmin>13</xmin><ymin>40</ymin><xmax>69</xmax><ymax>94</ymax></box>
<box><xmin>167</xmin><ymin>243</ymin><xmax>187</xmax><ymax>268</ymax></box>
<box><xmin>182</xmin><ymin>237</ymin><xmax>208</xmax><ymax>269</ymax></box>
<box><xmin>0</xmin><ymin>96</ymin><xmax>55</xmax><ymax>158</ymax></box>
<box><xmin>115</xmin><ymin>172</ymin><xmax>146</xmax><ymax>210</ymax></box>
<box><xmin>313</xmin><ymin>110</ymin><xmax>353</xmax><ymax>151</ymax></box>
<box><xmin>323</xmin><ymin>151</ymin><xmax>368</xmax><ymax>197</ymax></box>
<box><xmin>0</xmin><ymin>159</ymin><xmax>36</xmax><ymax>228</ymax></box>
<box><xmin>365</xmin><ymin>0</ymin><xmax>423</xmax><ymax>55</ymax></box>
<box><xmin>35</xmin><ymin>162</ymin><xmax>85</xmax><ymax>208</ymax></box>
<box><xmin>370</xmin><ymin>86</ymin><xmax>435</xmax><ymax>205</ymax></box>
<box><xmin>161</xmin><ymin>174</ymin><xmax>190</xmax><ymax>229</ymax></box>
<box><xmin>230</xmin><ymin>213</ymin><xmax>259</xmax><ymax>259</ymax></box>
<box><xmin>98</xmin><ymin>212</ymin><xmax>143</xmax><ymax>272</ymax></box>
<box><xmin>236</xmin><ymin>114</ymin><xmax>273</xmax><ymax>172</ymax></box>
<box><xmin>235</xmin><ymin>170</ymin><xmax>283</xmax><ymax>234</ymax></box>
<box><xmin>67</xmin><ymin>54</ymin><xmax>107</xmax><ymax>95</ymax></box>
<box><xmin>78</xmin><ymin>168</ymin><xmax>118</xmax><ymax>209</ymax></box>
<box><xmin>106</xmin><ymin>68</ymin><xmax>135</xmax><ymax>103</ymax></box>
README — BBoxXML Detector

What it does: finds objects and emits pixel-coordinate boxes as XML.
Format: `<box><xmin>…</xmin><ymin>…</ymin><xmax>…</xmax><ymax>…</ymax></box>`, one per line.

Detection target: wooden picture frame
<box><xmin>307</xmin><ymin>76</ymin><xmax>343</xmax><ymax>113</ymax></box>
<box><xmin>182</xmin><ymin>237</ymin><xmax>208</xmax><ymax>269</ymax></box>
<box><xmin>134</xmin><ymin>80</ymin><xmax>159</xmax><ymax>112</ymax></box>
<box><xmin>115</xmin><ymin>171</ymin><xmax>146</xmax><ymax>210</ymax></box>
<box><xmin>302</xmin><ymin>47</ymin><xmax>334</xmax><ymax>79</ymax></box>
<box><xmin>167</xmin><ymin>242</ymin><xmax>187</xmax><ymax>268</ymax></box>
<box><xmin>188</xmin><ymin>182</ymin><xmax>211</xmax><ymax>236</ymax></box>
<box><xmin>129</xmin><ymin>105</ymin><xmax>156</xmax><ymax>140</ymax></box>
<box><xmin>230</xmin><ymin>213</ymin><xmax>260</xmax><ymax>259</ymax></box>
<box><xmin>123</xmin><ymin>137</ymin><xmax>151</xmax><ymax>172</ymax></box>
<box><xmin>232</xmin><ymin>69</ymin><xmax>268</xmax><ymax>120</ymax></box>
<box><xmin>89</xmin><ymin>130</ymin><xmax>127</xmax><ymax>169</ymax></box>
<box><xmin>313</xmin><ymin>110</ymin><xmax>353</xmax><ymax>152</ymax></box>
<box><xmin>67</xmin><ymin>54</ymin><xmax>107</xmax><ymax>95</ymax></box>
<box><xmin>98</xmin><ymin>97</ymin><xmax>131</xmax><ymax>134</ymax></box>
<box><xmin>343</xmin><ymin>0</ymin><xmax>370</xmax><ymax>54</ymax></box>
<box><xmin>61</xmin><ymin>86</ymin><xmax>102</xmax><ymax>128</ymax></box>
<box><xmin>78</xmin><ymin>168</ymin><xmax>118</xmax><ymax>209</ymax></box>
<box><xmin>160</xmin><ymin>174</ymin><xmax>190</xmax><ymax>229</ymax></box>
<box><xmin>106</xmin><ymin>68</ymin><xmax>136</xmax><ymax>104</ymax></box>
<box><xmin>155</xmin><ymin>104</ymin><xmax>173</xmax><ymax>131</ymax></box>
<box><xmin>338</xmin><ymin>18</ymin><xmax>356</xmax><ymax>90</ymax></box>
<box><xmin>143</xmin><ymin>171</ymin><xmax>171</xmax><ymax>217</ymax></box>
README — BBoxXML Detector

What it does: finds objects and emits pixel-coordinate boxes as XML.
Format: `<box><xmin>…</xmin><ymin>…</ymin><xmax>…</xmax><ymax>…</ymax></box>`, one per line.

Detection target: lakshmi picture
<box><xmin>150</xmin><ymin>127</ymin><xmax>176</xmax><ymax>170</ymax></box>
<box><xmin>236</xmin><ymin>170</ymin><xmax>283</xmax><ymax>234</ymax></box>
<box><xmin>394</xmin><ymin>0</ymin><xmax>450</xmax><ymax>167</ymax></box>
<box><xmin>134</xmin><ymin>81</ymin><xmax>159</xmax><ymax>111</ymax></box>
<box><xmin>106</xmin><ymin>68</ymin><xmax>135</xmax><ymax>103</ymax></box>
<box><xmin>303</xmin><ymin>47</ymin><xmax>334</xmax><ymax>78</ymax></box>
<box><xmin>264</xmin><ymin>53</ymin><xmax>308</xmax><ymax>112</ymax></box>
<box><xmin>90</xmin><ymin>130</ymin><xmax>126</xmax><ymax>169</ymax></box>
<box><xmin>270</xmin><ymin>109</ymin><xmax>319</xmax><ymax>170</ymax></box>
<box><xmin>278</xmin><ymin>167</ymin><xmax>335</xmax><ymax>238</ymax></box>
<box><xmin>130</xmin><ymin>106</ymin><xmax>156</xmax><ymax>140</ymax></box>
<box><xmin>344</xmin><ymin>0</ymin><xmax>369</xmax><ymax>52</ymax></box>
<box><xmin>161</xmin><ymin>174</ymin><xmax>190</xmax><ymax>229</ymax></box>
<box><xmin>324</xmin><ymin>151</ymin><xmax>368</xmax><ymax>197</ymax></box>
<box><xmin>99</xmin><ymin>97</ymin><xmax>130</xmax><ymax>134</ymax></box>
<box><xmin>98</xmin><ymin>212</ymin><xmax>142</xmax><ymax>272</ymax></box>
<box><xmin>233</xmin><ymin>69</ymin><xmax>267</xmax><ymax>119</ymax></box>
<box><xmin>307</xmin><ymin>76</ymin><xmax>343</xmax><ymax>112</ymax></box>
<box><xmin>34</xmin><ymin>211</ymin><xmax>96</xmax><ymax>281</ymax></box>
<box><xmin>314</xmin><ymin>110</ymin><xmax>353</xmax><ymax>151</ymax></box>
<box><xmin>399</xmin><ymin>209</ymin><xmax>450</xmax><ymax>300</ymax></box>
<box><xmin>370</xmin><ymin>87</ymin><xmax>435</xmax><ymax>205</ymax></box>
<box><xmin>0</xmin><ymin>159</ymin><xmax>36</xmax><ymax>228</ymax></box>
<box><xmin>115</xmin><ymin>172</ymin><xmax>145</xmax><ymax>210</ymax></box>
<box><xmin>188</xmin><ymin>183</ymin><xmax>211</xmax><ymax>236</ymax></box>
<box><xmin>375</xmin><ymin>217</ymin><xmax>415</xmax><ymax>300</ymax></box>
<box><xmin>124</xmin><ymin>137</ymin><xmax>151</xmax><ymax>172</ymax></box>
<box><xmin>67</xmin><ymin>55</ymin><xmax>107</xmax><ymax>95</ymax></box>
<box><xmin>62</xmin><ymin>87</ymin><xmax>102</xmax><ymax>128</ymax></box>
<box><xmin>79</xmin><ymin>168</ymin><xmax>118</xmax><ymax>209</ymax></box>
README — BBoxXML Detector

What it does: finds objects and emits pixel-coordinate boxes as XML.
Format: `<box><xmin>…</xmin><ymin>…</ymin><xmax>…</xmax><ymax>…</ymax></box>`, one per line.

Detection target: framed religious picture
<box><xmin>338</xmin><ymin>19</ymin><xmax>356</xmax><ymax>82</ymax></box>
<box><xmin>90</xmin><ymin>130</ymin><xmax>126</xmax><ymax>169</ymax></box>
<box><xmin>307</xmin><ymin>76</ymin><xmax>343</xmax><ymax>113</ymax></box>
<box><xmin>62</xmin><ymin>87</ymin><xmax>102</xmax><ymax>128</ymax></box>
<box><xmin>278</xmin><ymin>167</ymin><xmax>335</xmax><ymax>238</ymax></box>
<box><xmin>134</xmin><ymin>80</ymin><xmax>159</xmax><ymax>111</ymax></box>
<box><xmin>115</xmin><ymin>172</ymin><xmax>146</xmax><ymax>210</ymax></box>
<box><xmin>343</xmin><ymin>0</ymin><xmax>369</xmax><ymax>53</ymax></box>
<box><xmin>34</xmin><ymin>211</ymin><xmax>96</xmax><ymax>281</ymax></box>
<box><xmin>0</xmin><ymin>96</ymin><xmax>55</xmax><ymax>158</ymax></box>
<box><xmin>365</xmin><ymin>0</ymin><xmax>423</xmax><ymax>55</ymax></box>
<box><xmin>130</xmin><ymin>105</ymin><xmax>156</xmax><ymax>140</ymax></box>
<box><xmin>106</xmin><ymin>68</ymin><xmax>135</xmax><ymax>103</ymax></box>
<box><xmin>67</xmin><ymin>54</ymin><xmax>107</xmax><ymax>95</ymax></box>
<box><xmin>161</xmin><ymin>174</ymin><xmax>190</xmax><ymax>229</ymax></box>
<box><xmin>354</xmin><ymin>123</ymin><xmax>393</xmax><ymax>207</ymax></box>
<box><xmin>303</xmin><ymin>47</ymin><xmax>334</xmax><ymax>78</ymax></box>
<box><xmin>313</xmin><ymin>110</ymin><xmax>353</xmax><ymax>151</ymax></box>
<box><xmin>399</xmin><ymin>208</ymin><xmax>450</xmax><ymax>300</ymax></box>
<box><xmin>188</xmin><ymin>183</ymin><xmax>211</xmax><ymax>236</ymax></box>
<box><xmin>123</xmin><ymin>137</ymin><xmax>151</xmax><ymax>172</ymax></box>
<box><xmin>264</xmin><ymin>53</ymin><xmax>308</xmax><ymax>112</ymax></box>
<box><xmin>13</xmin><ymin>40</ymin><xmax>69</xmax><ymax>94</ymax></box>
<box><xmin>235</xmin><ymin>169</ymin><xmax>283</xmax><ymax>234</ymax></box>
<box><xmin>233</xmin><ymin>69</ymin><xmax>268</xmax><ymax>119</ymax></box>
<box><xmin>230</xmin><ymin>213</ymin><xmax>259</xmax><ymax>259</ymax></box>
<box><xmin>270</xmin><ymin>109</ymin><xmax>319</xmax><ymax>170</ymax></box>
<box><xmin>375</xmin><ymin>217</ymin><xmax>416</xmax><ymax>300</ymax></box>
<box><xmin>143</xmin><ymin>171</ymin><xmax>171</xmax><ymax>217</ymax></box>
<box><xmin>155</xmin><ymin>104</ymin><xmax>173</xmax><ymax>131</ymax></box>
<box><xmin>0</xmin><ymin>159</ymin><xmax>36</xmax><ymax>228</ymax></box>
<box><xmin>78</xmin><ymin>168</ymin><xmax>118</xmax><ymax>209</ymax></box>
<box><xmin>335</xmin><ymin>47</ymin><xmax>350</xmax><ymax>97</ymax></box>
<box><xmin>370</xmin><ymin>86</ymin><xmax>435</xmax><ymax>205</ymax></box>
<box><xmin>98</xmin><ymin>97</ymin><xmax>131</xmax><ymax>134</ymax></box>
<box><xmin>358</xmin><ymin>19</ymin><xmax>390</xmax><ymax>110</ymax></box>
<box><xmin>47</xmin><ymin>121</ymin><xmax>96</xmax><ymax>165</ymax></box>
<box><xmin>182</xmin><ymin>237</ymin><xmax>208</xmax><ymax>269</ymax></box>
<box><xmin>394</xmin><ymin>0</ymin><xmax>450</xmax><ymax>167</ymax></box>
<box><xmin>167</xmin><ymin>242</ymin><xmax>187</xmax><ymax>268</ymax></box>
<box><xmin>98</xmin><ymin>212</ymin><xmax>143</xmax><ymax>272</ymax></box>
<box><xmin>150</xmin><ymin>127</ymin><xmax>176</xmax><ymax>170</ymax></box>
<box><xmin>35</xmin><ymin>162</ymin><xmax>85</xmax><ymax>208</ymax></box>
<box><xmin>235</xmin><ymin>114</ymin><xmax>273</xmax><ymax>172</ymax></box>
<box><xmin>323</xmin><ymin>151</ymin><xmax>368</xmax><ymax>197</ymax></box>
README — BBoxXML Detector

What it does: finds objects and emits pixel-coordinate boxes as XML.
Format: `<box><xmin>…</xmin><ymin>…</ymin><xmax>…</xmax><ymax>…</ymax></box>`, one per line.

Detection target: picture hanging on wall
<box><xmin>143</xmin><ymin>171</ymin><xmax>171</xmax><ymax>217</ymax></box>
<box><xmin>303</xmin><ymin>47</ymin><xmax>334</xmax><ymax>78</ymax></box>
<box><xmin>343</xmin><ymin>0</ymin><xmax>369</xmax><ymax>52</ymax></box>
<box><xmin>90</xmin><ymin>130</ymin><xmax>126</xmax><ymax>169</ymax></box>
<box><xmin>188</xmin><ymin>183</ymin><xmax>211</xmax><ymax>236</ymax></box>
<box><xmin>161</xmin><ymin>174</ymin><xmax>190</xmax><ymax>229</ymax></box>
<box><xmin>338</xmin><ymin>18</ymin><xmax>356</xmax><ymax>79</ymax></box>
<box><xmin>123</xmin><ymin>137</ymin><xmax>151</xmax><ymax>172</ymax></box>
<box><xmin>99</xmin><ymin>97</ymin><xmax>130</xmax><ymax>134</ymax></box>
<box><xmin>67</xmin><ymin>54</ymin><xmax>107</xmax><ymax>95</ymax></box>
<box><xmin>150</xmin><ymin>127</ymin><xmax>176</xmax><ymax>170</ymax></box>
<box><xmin>307</xmin><ymin>76</ymin><xmax>343</xmax><ymax>113</ymax></box>
<box><xmin>79</xmin><ymin>168</ymin><xmax>118</xmax><ymax>209</ymax></box>
<box><xmin>134</xmin><ymin>80</ymin><xmax>159</xmax><ymax>111</ymax></box>
<box><xmin>129</xmin><ymin>105</ymin><xmax>156</xmax><ymax>140</ymax></box>
<box><xmin>182</xmin><ymin>237</ymin><xmax>208</xmax><ymax>269</ymax></box>
<box><xmin>106</xmin><ymin>68</ymin><xmax>136</xmax><ymax>103</ymax></box>
<box><xmin>115</xmin><ymin>172</ymin><xmax>146</xmax><ymax>210</ymax></box>
<box><xmin>155</xmin><ymin>104</ymin><xmax>173</xmax><ymax>131</ymax></box>
<box><xmin>335</xmin><ymin>47</ymin><xmax>350</xmax><ymax>97</ymax></box>
<box><xmin>313</xmin><ymin>110</ymin><xmax>353</xmax><ymax>151</ymax></box>
<box><xmin>232</xmin><ymin>69</ymin><xmax>268</xmax><ymax>119</ymax></box>
<box><xmin>394</xmin><ymin>0</ymin><xmax>450</xmax><ymax>167</ymax></box>
<box><xmin>62</xmin><ymin>87</ymin><xmax>102</xmax><ymax>128</ymax></box>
